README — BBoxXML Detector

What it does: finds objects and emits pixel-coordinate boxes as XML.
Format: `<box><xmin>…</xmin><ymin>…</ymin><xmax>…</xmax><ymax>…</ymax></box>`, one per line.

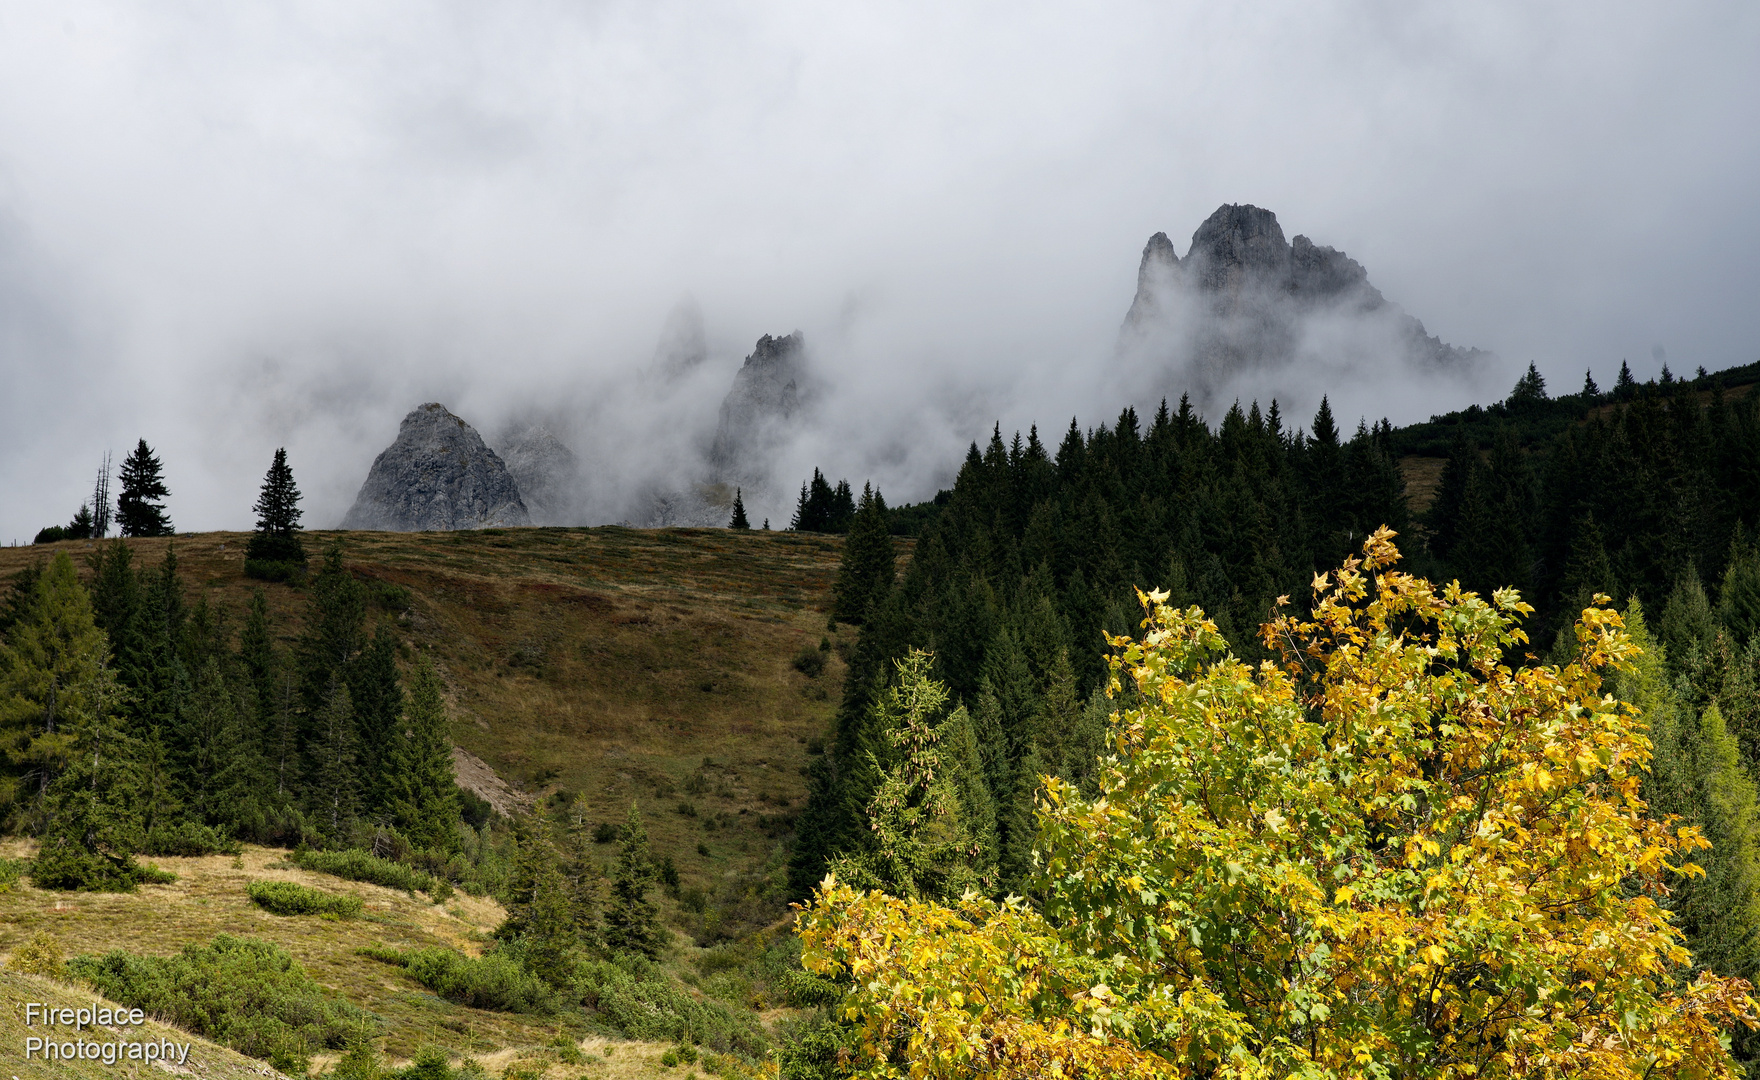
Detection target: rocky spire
<box><xmin>342</xmin><ymin>403</ymin><xmax>530</xmax><ymax>531</ymax></box>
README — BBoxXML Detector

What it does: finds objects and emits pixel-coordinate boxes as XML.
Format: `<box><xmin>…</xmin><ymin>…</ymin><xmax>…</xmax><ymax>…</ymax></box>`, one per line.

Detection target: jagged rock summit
<box><xmin>709</xmin><ymin>331</ymin><xmax>808</xmax><ymax>484</ymax></box>
<box><xmin>1120</xmin><ymin>204</ymin><xmax>1485</xmax><ymax>404</ymax></box>
<box><xmin>495</xmin><ymin>424</ymin><xmax>579</xmax><ymax>526</ymax></box>
<box><xmin>342</xmin><ymin>403</ymin><xmax>530</xmax><ymax>531</ymax></box>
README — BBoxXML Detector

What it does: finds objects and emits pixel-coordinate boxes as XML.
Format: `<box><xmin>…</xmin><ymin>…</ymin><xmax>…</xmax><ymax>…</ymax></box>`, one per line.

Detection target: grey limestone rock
<box><xmin>495</xmin><ymin>424</ymin><xmax>580</xmax><ymax>526</ymax></box>
<box><xmin>708</xmin><ymin>331</ymin><xmax>807</xmax><ymax>483</ymax></box>
<box><xmin>342</xmin><ymin>403</ymin><xmax>530</xmax><ymax>531</ymax></box>
<box><xmin>1120</xmin><ymin>203</ymin><xmax>1486</xmax><ymax>404</ymax></box>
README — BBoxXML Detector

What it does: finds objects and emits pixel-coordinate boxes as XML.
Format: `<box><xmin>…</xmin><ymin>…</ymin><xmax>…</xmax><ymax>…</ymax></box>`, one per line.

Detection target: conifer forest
<box><xmin>4</xmin><ymin>363</ymin><xmax>1760</xmax><ymax>1078</ymax></box>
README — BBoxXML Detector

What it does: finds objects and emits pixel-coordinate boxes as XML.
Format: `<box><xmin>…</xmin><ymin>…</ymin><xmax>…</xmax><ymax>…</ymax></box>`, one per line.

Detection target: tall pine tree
<box><xmin>246</xmin><ymin>448</ymin><xmax>306</xmax><ymax>565</ymax></box>
<box><xmin>116</xmin><ymin>439</ymin><xmax>173</xmax><ymax>537</ymax></box>
<box><xmin>604</xmin><ymin>804</ymin><xmax>663</xmax><ymax>958</ymax></box>
<box><xmin>831</xmin><ymin>484</ymin><xmax>894</xmax><ymax>625</ymax></box>
<box><xmin>386</xmin><ymin>657</ymin><xmax>458</xmax><ymax>852</ymax></box>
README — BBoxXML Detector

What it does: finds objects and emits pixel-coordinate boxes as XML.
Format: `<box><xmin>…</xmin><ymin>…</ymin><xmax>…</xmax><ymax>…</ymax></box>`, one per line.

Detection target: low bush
<box><xmin>68</xmin><ymin>934</ymin><xmax>370</xmax><ymax>1073</ymax></box>
<box><xmin>573</xmin><ymin>955</ymin><xmax>767</xmax><ymax>1056</ymax></box>
<box><xmin>292</xmin><ymin>847</ymin><xmax>439</xmax><ymax>895</ymax></box>
<box><xmin>360</xmin><ymin>946</ymin><xmax>555</xmax><ymax>1014</ymax></box>
<box><xmin>33</xmin><ymin>526</ymin><xmax>67</xmax><ymax>544</ymax></box>
<box><xmin>0</xmin><ymin>857</ymin><xmax>28</xmax><ymax>893</ymax></box>
<box><xmin>243</xmin><ymin>559</ymin><xmax>305</xmax><ymax>584</ymax></box>
<box><xmin>790</xmin><ymin>646</ymin><xmax>826</xmax><ymax>678</ymax></box>
<box><xmin>6</xmin><ymin>930</ymin><xmax>65</xmax><ymax>978</ymax></box>
<box><xmin>248</xmin><ymin>880</ymin><xmax>364</xmax><ymax>917</ymax></box>
<box><xmin>141</xmin><ymin>820</ymin><xmax>241</xmax><ymax>856</ymax></box>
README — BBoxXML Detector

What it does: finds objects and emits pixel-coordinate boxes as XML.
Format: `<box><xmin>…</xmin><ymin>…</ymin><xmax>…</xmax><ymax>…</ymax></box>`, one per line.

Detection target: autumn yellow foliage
<box><xmin>800</xmin><ymin>528</ymin><xmax>1755</xmax><ymax>1079</ymax></box>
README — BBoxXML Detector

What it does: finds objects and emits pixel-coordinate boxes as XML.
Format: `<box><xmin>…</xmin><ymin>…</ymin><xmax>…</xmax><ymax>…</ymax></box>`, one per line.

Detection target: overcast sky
<box><xmin>2</xmin><ymin>0</ymin><xmax>1757</xmax><ymax>540</ymax></box>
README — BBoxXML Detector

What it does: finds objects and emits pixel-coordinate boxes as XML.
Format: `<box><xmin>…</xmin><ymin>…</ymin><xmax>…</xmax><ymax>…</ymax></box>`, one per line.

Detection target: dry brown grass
<box><xmin>0</xmin><ymin>526</ymin><xmax>887</xmax><ymax>1073</ymax></box>
<box><xmin>0</xmin><ymin>526</ymin><xmax>890</xmax><ymax>919</ymax></box>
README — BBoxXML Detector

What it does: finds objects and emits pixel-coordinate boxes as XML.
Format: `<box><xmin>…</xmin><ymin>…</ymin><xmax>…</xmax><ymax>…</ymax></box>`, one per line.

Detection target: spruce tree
<box><xmin>298</xmin><ymin>546</ymin><xmax>367</xmax><ymax>716</ymax></box>
<box><xmin>1660</xmin><ymin>565</ymin><xmax>1719</xmax><ymax>672</ymax></box>
<box><xmin>604</xmin><ymin>804</ymin><xmax>663</xmax><ymax>958</ymax></box>
<box><xmin>1719</xmin><ymin>526</ymin><xmax>1760</xmax><ymax>646</ymax></box>
<box><xmin>831</xmin><ymin>484</ymin><xmax>894</xmax><ymax>625</ymax></box>
<box><xmin>386</xmin><ymin>657</ymin><xmax>459</xmax><ymax>852</ymax></box>
<box><xmin>501</xmin><ymin>812</ymin><xmax>557</xmax><ymax>939</ymax></box>
<box><xmin>66</xmin><ymin>504</ymin><xmax>94</xmax><ymax>541</ymax></box>
<box><xmin>348</xmin><ymin>627</ymin><xmax>404</xmax><ymax>815</ymax></box>
<box><xmin>176</xmin><ymin>658</ymin><xmax>266</xmax><ymax>839</ymax></box>
<box><xmin>116</xmin><ymin>439</ymin><xmax>173</xmax><ymax>537</ymax></box>
<box><xmin>729</xmin><ymin>488</ymin><xmax>751</xmax><ymax>530</ymax></box>
<box><xmin>0</xmin><ymin>554</ymin><xmax>121</xmax><ymax>816</ymax></box>
<box><xmin>1582</xmin><ymin>369</ymin><xmax>1600</xmax><ymax>397</ymax></box>
<box><xmin>304</xmin><ymin>676</ymin><xmax>360</xmax><ymax>842</ymax></box>
<box><xmin>2</xmin><ymin>556</ymin><xmax>150</xmax><ymax>890</ymax></box>
<box><xmin>1507</xmin><ymin>362</ymin><xmax>1548</xmax><ymax>410</ymax></box>
<box><xmin>1615</xmin><ymin>359</ymin><xmax>1639</xmax><ymax>400</ymax></box>
<box><xmin>246</xmin><ymin>448</ymin><xmax>306</xmax><ymax>566</ymax></box>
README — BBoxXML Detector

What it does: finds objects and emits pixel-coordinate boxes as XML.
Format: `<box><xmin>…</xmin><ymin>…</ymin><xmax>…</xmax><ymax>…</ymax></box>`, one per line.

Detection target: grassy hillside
<box><xmin>0</xmin><ymin>525</ymin><xmax>885</xmax><ymax>1073</ymax></box>
<box><xmin>0</xmin><ymin>966</ymin><xmax>290</xmax><ymax>1079</ymax></box>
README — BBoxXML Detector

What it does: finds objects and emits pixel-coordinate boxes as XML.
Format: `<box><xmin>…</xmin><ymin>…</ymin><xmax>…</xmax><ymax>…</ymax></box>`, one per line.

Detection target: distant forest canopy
<box><xmin>792</xmin><ymin>354</ymin><xmax>1760</xmax><ymax>904</ymax></box>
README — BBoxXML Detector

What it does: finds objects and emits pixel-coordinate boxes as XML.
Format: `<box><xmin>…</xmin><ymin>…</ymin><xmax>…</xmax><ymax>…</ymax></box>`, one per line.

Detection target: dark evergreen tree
<box><xmin>604</xmin><ymin>804</ymin><xmax>663</xmax><ymax>958</ymax></box>
<box><xmin>386</xmin><ymin>658</ymin><xmax>458</xmax><ymax>852</ymax></box>
<box><xmin>66</xmin><ymin>504</ymin><xmax>94</xmax><ymax>541</ymax></box>
<box><xmin>116</xmin><ymin>439</ymin><xmax>173</xmax><ymax>537</ymax></box>
<box><xmin>1582</xmin><ymin>369</ymin><xmax>1601</xmax><ymax>398</ymax></box>
<box><xmin>246</xmin><ymin>448</ymin><xmax>306</xmax><ymax>566</ymax></box>
<box><xmin>1615</xmin><ymin>359</ymin><xmax>1639</xmax><ymax>401</ymax></box>
<box><xmin>1507</xmin><ymin>362</ymin><xmax>1548</xmax><ymax>410</ymax></box>
<box><xmin>831</xmin><ymin>484</ymin><xmax>894</xmax><ymax>625</ymax></box>
<box><xmin>175</xmin><ymin>658</ymin><xmax>266</xmax><ymax>838</ymax></box>
<box><xmin>829</xmin><ymin>480</ymin><xmax>856</xmax><ymax>533</ymax></box>
<box><xmin>304</xmin><ymin>676</ymin><xmax>360</xmax><ymax>842</ymax></box>
<box><xmin>1720</xmin><ymin>526</ymin><xmax>1760</xmax><ymax>647</ymax></box>
<box><xmin>297</xmin><ymin>546</ymin><xmax>367</xmax><ymax>717</ymax></box>
<box><xmin>348</xmin><ymin>626</ymin><xmax>403</xmax><ymax>814</ymax></box>
<box><xmin>3</xmin><ymin>556</ymin><xmax>152</xmax><ymax>890</ymax></box>
<box><xmin>729</xmin><ymin>488</ymin><xmax>751</xmax><ymax>530</ymax></box>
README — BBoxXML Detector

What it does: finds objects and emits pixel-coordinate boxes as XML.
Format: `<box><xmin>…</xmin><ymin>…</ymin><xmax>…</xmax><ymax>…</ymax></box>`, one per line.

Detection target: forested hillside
<box><xmin>792</xmin><ymin>361</ymin><xmax>1760</xmax><ymax>1072</ymax></box>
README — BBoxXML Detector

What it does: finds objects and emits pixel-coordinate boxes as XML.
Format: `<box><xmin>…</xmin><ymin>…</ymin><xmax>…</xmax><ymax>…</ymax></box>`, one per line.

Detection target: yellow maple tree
<box><xmin>799</xmin><ymin>528</ymin><xmax>1755</xmax><ymax>1078</ymax></box>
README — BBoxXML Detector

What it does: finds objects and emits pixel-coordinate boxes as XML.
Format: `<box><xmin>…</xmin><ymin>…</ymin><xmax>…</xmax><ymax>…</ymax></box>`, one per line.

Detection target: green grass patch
<box><xmin>247</xmin><ymin>879</ymin><xmax>364</xmax><ymax>917</ymax></box>
<box><xmin>67</xmin><ymin>934</ymin><xmax>371</xmax><ymax>1074</ymax></box>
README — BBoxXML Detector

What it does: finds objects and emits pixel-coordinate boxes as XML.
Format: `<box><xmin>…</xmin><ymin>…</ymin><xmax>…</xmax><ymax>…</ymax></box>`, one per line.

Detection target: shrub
<box><xmin>592</xmin><ymin>822</ymin><xmax>618</xmax><ymax>844</ymax></box>
<box><xmin>572</xmin><ymin>956</ymin><xmax>767</xmax><ymax>1055</ymax></box>
<box><xmin>141</xmin><ymin>820</ymin><xmax>241</xmax><ymax>856</ymax></box>
<box><xmin>361</xmin><ymin>946</ymin><xmax>555</xmax><ymax>1014</ymax></box>
<box><xmin>0</xmin><ymin>857</ymin><xmax>28</xmax><ymax>893</ymax></box>
<box><xmin>33</xmin><ymin>526</ymin><xmax>67</xmax><ymax>544</ymax></box>
<box><xmin>789</xmin><ymin>646</ymin><xmax>826</xmax><ymax>678</ymax></box>
<box><xmin>68</xmin><ymin>934</ymin><xmax>370</xmax><ymax>1072</ymax></box>
<box><xmin>293</xmin><ymin>847</ymin><xmax>438</xmax><ymax>895</ymax></box>
<box><xmin>243</xmin><ymin>559</ymin><xmax>305</xmax><ymax>584</ymax></box>
<box><xmin>7</xmin><ymin>931</ymin><xmax>66</xmax><ymax>978</ymax></box>
<box><xmin>248</xmin><ymin>880</ymin><xmax>364</xmax><ymax>917</ymax></box>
